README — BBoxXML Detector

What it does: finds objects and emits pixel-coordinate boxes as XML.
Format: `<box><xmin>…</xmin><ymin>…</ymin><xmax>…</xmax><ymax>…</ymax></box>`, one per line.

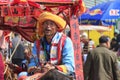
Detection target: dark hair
<box><xmin>67</xmin><ymin>31</ymin><xmax>71</xmax><ymax>37</ymax></box>
<box><xmin>99</xmin><ymin>35</ymin><xmax>110</xmax><ymax>43</ymax></box>
<box><xmin>114</xmin><ymin>32</ymin><xmax>118</xmax><ymax>35</ymax></box>
<box><xmin>14</xmin><ymin>33</ymin><xmax>19</xmax><ymax>36</ymax></box>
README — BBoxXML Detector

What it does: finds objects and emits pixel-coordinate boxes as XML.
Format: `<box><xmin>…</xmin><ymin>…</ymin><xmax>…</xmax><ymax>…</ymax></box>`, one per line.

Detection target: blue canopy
<box><xmin>79</xmin><ymin>0</ymin><xmax>120</xmax><ymax>26</ymax></box>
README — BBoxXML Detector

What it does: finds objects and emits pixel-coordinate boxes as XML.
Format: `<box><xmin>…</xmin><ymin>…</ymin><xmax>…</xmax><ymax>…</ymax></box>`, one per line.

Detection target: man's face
<box><xmin>42</xmin><ymin>20</ymin><xmax>58</xmax><ymax>37</ymax></box>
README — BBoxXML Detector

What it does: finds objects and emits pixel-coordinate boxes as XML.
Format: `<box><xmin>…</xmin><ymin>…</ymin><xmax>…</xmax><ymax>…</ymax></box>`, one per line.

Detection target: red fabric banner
<box><xmin>10</xmin><ymin>0</ymin><xmax>40</xmax><ymax>8</ymax></box>
<box><xmin>0</xmin><ymin>0</ymin><xmax>84</xmax><ymax>43</ymax></box>
<box><xmin>70</xmin><ymin>15</ymin><xmax>84</xmax><ymax>80</ymax></box>
<box><xmin>30</xmin><ymin>0</ymin><xmax>75</xmax><ymax>2</ymax></box>
<box><xmin>0</xmin><ymin>0</ymin><xmax>9</xmax><ymax>5</ymax></box>
<box><xmin>4</xmin><ymin>16</ymin><xmax>36</xmax><ymax>27</ymax></box>
<box><xmin>1</xmin><ymin>6</ymin><xmax>40</xmax><ymax>16</ymax></box>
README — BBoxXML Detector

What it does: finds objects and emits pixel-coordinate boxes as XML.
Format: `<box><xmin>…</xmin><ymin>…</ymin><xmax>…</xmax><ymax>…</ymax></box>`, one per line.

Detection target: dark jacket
<box><xmin>84</xmin><ymin>45</ymin><xmax>120</xmax><ymax>80</ymax></box>
<box><xmin>12</xmin><ymin>36</ymin><xmax>25</xmax><ymax>59</ymax></box>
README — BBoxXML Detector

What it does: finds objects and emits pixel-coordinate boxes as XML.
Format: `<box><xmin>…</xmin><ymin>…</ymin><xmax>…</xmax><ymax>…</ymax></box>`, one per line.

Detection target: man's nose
<box><xmin>46</xmin><ymin>24</ymin><xmax>52</xmax><ymax>28</ymax></box>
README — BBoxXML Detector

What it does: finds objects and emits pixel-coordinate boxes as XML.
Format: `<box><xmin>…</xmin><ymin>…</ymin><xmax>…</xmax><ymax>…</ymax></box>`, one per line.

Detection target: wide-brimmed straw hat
<box><xmin>36</xmin><ymin>12</ymin><xmax>66</xmax><ymax>37</ymax></box>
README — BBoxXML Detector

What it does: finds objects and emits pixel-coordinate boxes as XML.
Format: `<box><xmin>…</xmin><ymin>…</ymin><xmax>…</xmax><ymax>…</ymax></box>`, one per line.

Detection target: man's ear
<box><xmin>56</xmin><ymin>27</ymin><xmax>59</xmax><ymax>31</ymax></box>
<box><xmin>106</xmin><ymin>41</ymin><xmax>110</xmax><ymax>48</ymax></box>
<box><xmin>106</xmin><ymin>41</ymin><xmax>108</xmax><ymax>46</ymax></box>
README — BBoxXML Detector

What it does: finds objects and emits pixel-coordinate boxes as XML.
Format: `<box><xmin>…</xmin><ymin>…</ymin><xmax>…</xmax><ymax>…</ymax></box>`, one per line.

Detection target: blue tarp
<box><xmin>79</xmin><ymin>0</ymin><xmax>120</xmax><ymax>26</ymax></box>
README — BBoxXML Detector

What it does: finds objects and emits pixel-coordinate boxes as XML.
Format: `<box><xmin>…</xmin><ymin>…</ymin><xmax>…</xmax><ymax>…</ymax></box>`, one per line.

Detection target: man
<box><xmin>84</xmin><ymin>35</ymin><xmax>120</xmax><ymax>80</ymax></box>
<box><xmin>110</xmin><ymin>32</ymin><xmax>118</xmax><ymax>51</ymax></box>
<box><xmin>28</xmin><ymin>12</ymin><xmax>75</xmax><ymax>77</ymax></box>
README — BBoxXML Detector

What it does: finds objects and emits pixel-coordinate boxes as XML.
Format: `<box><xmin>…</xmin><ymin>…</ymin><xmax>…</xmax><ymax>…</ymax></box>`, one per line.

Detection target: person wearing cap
<box><xmin>84</xmin><ymin>35</ymin><xmax>120</xmax><ymax>80</ymax></box>
<box><xmin>28</xmin><ymin>12</ymin><xmax>75</xmax><ymax>77</ymax></box>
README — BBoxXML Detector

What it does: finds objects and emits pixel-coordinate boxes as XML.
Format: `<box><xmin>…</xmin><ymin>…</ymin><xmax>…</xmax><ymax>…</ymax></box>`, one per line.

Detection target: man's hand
<box><xmin>28</xmin><ymin>66</ymin><xmax>41</xmax><ymax>74</ymax></box>
<box><xmin>28</xmin><ymin>62</ymin><xmax>56</xmax><ymax>74</ymax></box>
<box><xmin>44</xmin><ymin>63</ymin><xmax>55</xmax><ymax>70</ymax></box>
<box><xmin>41</xmin><ymin>62</ymin><xmax>55</xmax><ymax>72</ymax></box>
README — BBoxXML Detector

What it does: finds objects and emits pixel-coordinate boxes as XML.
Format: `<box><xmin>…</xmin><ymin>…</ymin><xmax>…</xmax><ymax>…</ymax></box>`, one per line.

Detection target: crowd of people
<box><xmin>84</xmin><ymin>35</ymin><xmax>120</xmax><ymax>80</ymax></box>
<box><xmin>0</xmin><ymin>12</ymin><xmax>120</xmax><ymax>80</ymax></box>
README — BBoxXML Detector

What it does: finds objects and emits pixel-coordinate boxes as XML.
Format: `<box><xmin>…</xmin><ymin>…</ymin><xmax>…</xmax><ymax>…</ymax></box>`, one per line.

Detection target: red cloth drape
<box><xmin>0</xmin><ymin>53</ymin><xmax>4</xmax><ymax>80</ymax></box>
<box><xmin>10</xmin><ymin>0</ymin><xmax>40</xmax><ymax>8</ymax></box>
<box><xmin>30</xmin><ymin>0</ymin><xmax>81</xmax><ymax>2</ymax></box>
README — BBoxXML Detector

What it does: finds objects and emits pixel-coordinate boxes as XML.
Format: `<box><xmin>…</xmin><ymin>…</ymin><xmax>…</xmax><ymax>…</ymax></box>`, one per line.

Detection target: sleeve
<box><xmin>112</xmin><ymin>53</ymin><xmax>120</xmax><ymax>80</ymax></box>
<box><xmin>56</xmin><ymin>37</ymin><xmax>75</xmax><ymax>75</ymax></box>
<box><xmin>83</xmin><ymin>51</ymin><xmax>93</xmax><ymax>80</ymax></box>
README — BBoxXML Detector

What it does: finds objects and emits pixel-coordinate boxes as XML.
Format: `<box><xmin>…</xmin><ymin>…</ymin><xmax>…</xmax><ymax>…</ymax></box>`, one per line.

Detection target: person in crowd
<box><xmin>116</xmin><ymin>32</ymin><xmax>120</xmax><ymax>44</ymax></box>
<box><xmin>110</xmin><ymin>38</ymin><xmax>118</xmax><ymax>51</ymax></box>
<box><xmin>21</xmin><ymin>45</ymin><xmax>33</xmax><ymax>72</ymax></box>
<box><xmin>80</xmin><ymin>32</ymin><xmax>89</xmax><ymax>63</ymax></box>
<box><xmin>84</xmin><ymin>35</ymin><xmax>120</xmax><ymax>80</ymax></box>
<box><xmin>114</xmin><ymin>32</ymin><xmax>118</xmax><ymax>40</ymax></box>
<box><xmin>11</xmin><ymin>33</ymin><xmax>25</xmax><ymax>67</ymax></box>
<box><xmin>88</xmin><ymin>38</ymin><xmax>95</xmax><ymax>51</ymax></box>
<box><xmin>110</xmin><ymin>32</ymin><xmax>118</xmax><ymax>51</ymax></box>
<box><xmin>7</xmin><ymin>45</ymin><xmax>33</xmax><ymax>80</ymax></box>
<box><xmin>27</xmin><ymin>12</ymin><xmax>75</xmax><ymax>79</ymax></box>
<box><xmin>80</xmin><ymin>32</ymin><xmax>89</xmax><ymax>54</ymax></box>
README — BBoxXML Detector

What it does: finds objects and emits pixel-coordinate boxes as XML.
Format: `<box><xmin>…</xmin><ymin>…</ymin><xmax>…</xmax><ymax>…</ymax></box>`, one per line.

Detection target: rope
<box><xmin>4</xmin><ymin>36</ymin><xmax>21</xmax><ymax>74</ymax></box>
<box><xmin>9</xmin><ymin>36</ymin><xmax>21</xmax><ymax>61</ymax></box>
<box><xmin>4</xmin><ymin>64</ymin><xmax>8</xmax><ymax>74</ymax></box>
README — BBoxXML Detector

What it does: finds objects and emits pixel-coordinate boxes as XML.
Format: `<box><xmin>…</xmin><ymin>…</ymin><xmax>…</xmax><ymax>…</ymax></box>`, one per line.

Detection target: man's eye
<box><xmin>50</xmin><ymin>23</ymin><xmax>54</xmax><ymax>25</ymax></box>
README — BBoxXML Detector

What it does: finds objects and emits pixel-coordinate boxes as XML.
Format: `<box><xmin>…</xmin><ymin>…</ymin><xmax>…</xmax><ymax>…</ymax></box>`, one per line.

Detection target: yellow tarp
<box><xmin>83</xmin><ymin>26</ymin><xmax>114</xmax><ymax>46</ymax></box>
